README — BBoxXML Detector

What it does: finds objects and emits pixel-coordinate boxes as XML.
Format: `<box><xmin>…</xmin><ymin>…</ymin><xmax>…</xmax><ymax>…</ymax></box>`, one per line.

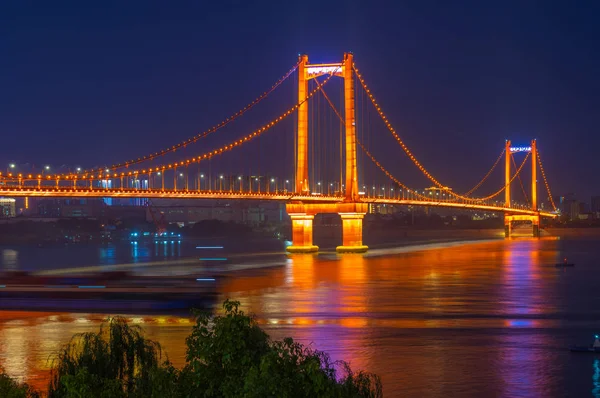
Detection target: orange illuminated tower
<box><xmin>343</xmin><ymin>53</ymin><xmax>359</xmax><ymax>201</ymax></box>
<box><xmin>295</xmin><ymin>53</ymin><xmax>359</xmax><ymax>200</ymax></box>
<box><xmin>288</xmin><ymin>53</ymin><xmax>367</xmax><ymax>253</ymax></box>
<box><xmin>505</xmin><ymin>139</ymin><xmax>511</xmax><ymax>208</ymax></box>
<box><xmin>296</xmin><ymin>55</ymin><xmax>309</xmax><ymax>193</ymax></box>
<box><xmin>531</xmin><ymin>139</ymin><xmax>537</xmax><ymax>212</ymax></box>
<box><xmin>504</xmin><ymin>139</ymin><xmax>540</xmax><ymax>238</ymax></box>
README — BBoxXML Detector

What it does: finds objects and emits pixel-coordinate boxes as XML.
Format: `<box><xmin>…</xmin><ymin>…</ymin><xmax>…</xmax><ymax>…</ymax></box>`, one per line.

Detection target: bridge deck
<box><xmin>0</xmin><ymin>186</ymin><xmax>556</xmax><ymax>217</ymax></box>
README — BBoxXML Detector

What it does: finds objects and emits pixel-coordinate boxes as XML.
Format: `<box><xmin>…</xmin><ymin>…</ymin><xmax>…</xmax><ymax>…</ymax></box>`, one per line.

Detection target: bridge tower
<box><xmin>504</xmin><ymin>139</ymin><xmax>540</xmax><ymax>238</ymax></box>
<box><xmin>287</xmin><ymin>53</ymin><xmax>368</xmax><ymax>254</ymax></box>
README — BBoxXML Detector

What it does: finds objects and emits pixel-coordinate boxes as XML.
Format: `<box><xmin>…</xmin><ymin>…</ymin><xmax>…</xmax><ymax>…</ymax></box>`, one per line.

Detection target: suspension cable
<box><xmin>512</xmin><ymin>154</ymin><xmax>530</xmax><ymax>205</ymax></box>
<box><xmin>462</xmin><ymin>148</ymin><xmax>505</xmax><ymax>195</ymax></box>
<box><xmin>352</xmin><ymin>65</ymin><xmax>451</xmax><ymax>189</ymax></box>
<box><xmin>28</xmin><ymin>70</ymin><xmax>335</xmax><ymax>183</ymax></box>
<box><xmin>480</xmin><ymin>152</ymin><xmax>531</xmax><ymax>202</ymax></box>
<box><xmin>315</xmin><ymin>75</ymin><xmax>530</xmax><ymax>204</ymax></box>
<box><xmin>357</xmin><ymin>139</ymin><xmax>428</xmax><ymax>200</ymax></box>
<box><xmin>537</xmin><ymin>149</ymin><xmax>558</xmax><ymax>211</ymax></box>
<box><xmin>82</xmin><ymin>61</ymin><xmax>301</xmax><ymax>174</ymax></box>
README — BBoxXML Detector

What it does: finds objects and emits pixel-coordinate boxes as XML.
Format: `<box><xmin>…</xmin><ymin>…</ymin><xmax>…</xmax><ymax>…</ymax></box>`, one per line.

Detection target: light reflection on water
<box><xmin>1</xmin><ymin>238</ymin><xmax>600</xmax><ymax>396</ymax></box>
<box><xmin>594</xmin><ymin>359</ymin><xmax>600</xmax><ymax>398</ymax></box>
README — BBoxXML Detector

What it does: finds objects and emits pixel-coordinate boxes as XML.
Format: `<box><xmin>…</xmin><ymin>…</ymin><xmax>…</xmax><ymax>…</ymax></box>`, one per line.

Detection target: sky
<box><xmin>1</xmin><ymin>1</ymin><xmax>599</xmax><ymax>202</ymax></box>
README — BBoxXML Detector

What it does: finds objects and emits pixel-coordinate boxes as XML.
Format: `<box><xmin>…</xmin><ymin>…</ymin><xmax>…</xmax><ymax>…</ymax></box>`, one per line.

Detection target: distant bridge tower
<box><xmin>504</xmin><ymin>139</ymin><xmax>540</xmax><ymax>237</ymax></box>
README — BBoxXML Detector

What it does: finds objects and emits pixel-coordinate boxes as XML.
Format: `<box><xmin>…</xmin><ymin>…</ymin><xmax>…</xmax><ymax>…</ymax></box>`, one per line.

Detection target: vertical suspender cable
<box><xmin>339</xmin><ymin>79</ymin><xmax>343</xmax><ymax>192</ymax></box>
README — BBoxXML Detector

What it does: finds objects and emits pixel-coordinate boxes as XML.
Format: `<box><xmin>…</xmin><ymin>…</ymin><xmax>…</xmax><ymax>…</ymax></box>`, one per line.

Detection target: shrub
<box><xmin>40</xmin><ymin>299</ymin><xmax>382</xmax><ymax>397</ymax></box>
<box><xmin>183</xmin><ymin>299</ymin><xmax>382</xmax><ymax>397</ymax></box>
<box><xmin>48</xmin><ymin>317</ymin><xmax>171</xmax><ymax>397</ymax></box>
<box><xmin>0</xmin><ymin>370</ymin><xmax>40</xmax><ymax>398</ymax></box>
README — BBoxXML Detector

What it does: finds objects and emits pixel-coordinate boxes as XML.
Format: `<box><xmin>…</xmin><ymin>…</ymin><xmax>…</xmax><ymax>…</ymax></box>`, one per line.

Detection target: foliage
<box><xmin>0</xmin><ymin>370</ymin><xmax>40</xmax><ymax>398</ymax></box>
<box><xmin>2</xmin><ymin>299</ymin><xmax>382</xmax><ymax>397</ymax></box>
<box><xmin>48</xmin><ymin>317</ymin><xmax>170</xmax><ymax>397</ymax></box>
<box><xmin>183</xmin><ymin>299</ymin><xmax>383</xmax><ymax>397</ymax></box>
<box><xmin>183</xmin><ymin>300</ymin><xmax>272</xmax><ymax>396</ymax></box>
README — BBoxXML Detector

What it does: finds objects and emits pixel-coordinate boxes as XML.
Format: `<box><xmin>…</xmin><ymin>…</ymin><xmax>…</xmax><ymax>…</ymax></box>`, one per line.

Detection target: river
<box><xmin>1</xmin><ymin>235</ymin><xmax>600</xmax><ymax>397</ymax></box>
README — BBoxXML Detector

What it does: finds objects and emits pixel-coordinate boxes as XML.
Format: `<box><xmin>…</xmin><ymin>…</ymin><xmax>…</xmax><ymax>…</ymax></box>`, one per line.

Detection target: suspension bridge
<box><xmin>0</xmin><ymin>53</ymin><xmax>559</xmax><ymax>252</ymax></box>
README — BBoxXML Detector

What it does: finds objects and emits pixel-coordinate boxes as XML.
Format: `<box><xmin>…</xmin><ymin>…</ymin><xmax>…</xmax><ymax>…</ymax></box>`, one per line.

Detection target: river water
<box><xmin>1</xmin><ymin>236</ymin><xmax>600</xmax><ymax>397</ymax></box>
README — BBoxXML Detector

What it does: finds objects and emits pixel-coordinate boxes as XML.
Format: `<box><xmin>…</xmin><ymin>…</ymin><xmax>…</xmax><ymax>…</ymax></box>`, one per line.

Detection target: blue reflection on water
<box><xmin>593</xmin><ymin>359</ymin><xmax>600</xmax><ymax>398</ymax></box>
<box><xmin>506</xmin><ymin>319</ymin><xmax>535</xmax><ymax>328</ymax></box>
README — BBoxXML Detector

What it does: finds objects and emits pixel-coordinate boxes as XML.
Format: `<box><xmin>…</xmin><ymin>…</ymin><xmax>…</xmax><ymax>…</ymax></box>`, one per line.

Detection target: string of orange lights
<box><xmin>352</xmin><ymin>64</ymin><xmax>461</xmax><ymax>193</ymax></box>
<box><xmin>462</xmin><ymin>148</ymin><xmax>505</xmax><ymax>196</ymax></box>
<box><xmin>314</xmin><ymin>81</ymin><xmax>429</xmax><ymax>200</ymax></box>
<box><xmin>8</xmin><ymin>71</ymin><xmax>335</xmax><ymax>183</ymax></box>
<box><xmin>356</xmin><ymin>140</ymin><xmax>429</xmax><ymax>201</ymax></box>
<box><xmin>323</xmin><ymin>68</ymin><xmax>529</xmax><ymax>204</ymax></box>
<box><xmin>481</xmin><ymin>152</ymin><xmax>531</xmax><ymax>201</ymax></box>
<box><xmin>536</xmin><ymin>149</ymin><xmax>558</xmax><ymax>212</ymax></box>
<box><xmin>77</xmin><ymin>60</ymin><xmax>301</xmax><ymax>175</ymax></box>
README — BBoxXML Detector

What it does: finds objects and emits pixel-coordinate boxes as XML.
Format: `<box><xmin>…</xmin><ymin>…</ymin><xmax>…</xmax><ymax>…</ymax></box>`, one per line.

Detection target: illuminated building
<box><xmin>99</xmin><ymin>179</ymin><xmax>148</xmax><ymax>206</ymax></box>
<box><xmin>0</xmin><ymin>198</ymin><xmax>16</xmax><ymax>218</ymax></box>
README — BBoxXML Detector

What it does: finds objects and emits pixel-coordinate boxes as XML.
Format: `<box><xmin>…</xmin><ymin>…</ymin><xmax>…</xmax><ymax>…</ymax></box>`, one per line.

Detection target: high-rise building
<box><xmin>569</xmin><ymin>200</ymin><xmax>581</xmax><ymax>221</ymax></box>
<box><xmin>591</xmin><ymin>196</ymin><xmax>600</xmax><ymax>213</ymax></box>
<box><xmin>0</xmin><ymin>198</ymin><xmax>16</xmax><ymax>218</ymax></box>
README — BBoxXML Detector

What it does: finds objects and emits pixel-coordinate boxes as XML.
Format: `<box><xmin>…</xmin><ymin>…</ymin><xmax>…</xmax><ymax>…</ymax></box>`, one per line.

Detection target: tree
<box><xmin>183</xmin><ymin>299</ymin><xmax>382</xmax><ymax>397</ymax></box>
<box><xmin>35</xmin><ymin>299</ymin><xmax>382</xmax><ymax>397</ymax></box>
<box><xmin>48</xmin><ymin>317</ymin><xmax>173</xmax><ymax>397</ymax></box>
<box><xmin>0</xmin><ymin>370</ymin><xmax>39</xmax><ymax>398</ymax></box>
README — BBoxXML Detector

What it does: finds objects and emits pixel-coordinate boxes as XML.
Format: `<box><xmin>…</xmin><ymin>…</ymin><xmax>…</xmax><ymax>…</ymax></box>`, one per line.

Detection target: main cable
<box><xmin>80</xmin><ymin>60</ymin><xmax>301</xmax><ymax>174</ymax></box>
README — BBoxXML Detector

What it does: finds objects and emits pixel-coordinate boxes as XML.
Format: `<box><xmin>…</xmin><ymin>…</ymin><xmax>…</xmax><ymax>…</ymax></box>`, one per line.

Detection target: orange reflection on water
<box><xmin>0</xmin><ymin>238</ymin><xmax>571</xmax><ymax>396</ymax></box>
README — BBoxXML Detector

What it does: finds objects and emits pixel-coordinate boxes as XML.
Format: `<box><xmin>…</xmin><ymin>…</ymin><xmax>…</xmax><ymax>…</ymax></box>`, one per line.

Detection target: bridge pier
<box><xmin>286</xmin><ymin>214</ymin><xmax>319</xmax><ymax>253</ymax></box>
<box><xmin>285</xmin><ymin>202</ymin><xmax>368</xmax><ymax>253</ymax></box>
<box><xmin>336</xmin><ymin>212</ymin><xmax>368</xmax><ymax>253</ymax></box>
<box><xmin>504</xmin><ymin>213</ymin><xmax>541</xmax><ymax>238</ymax></box>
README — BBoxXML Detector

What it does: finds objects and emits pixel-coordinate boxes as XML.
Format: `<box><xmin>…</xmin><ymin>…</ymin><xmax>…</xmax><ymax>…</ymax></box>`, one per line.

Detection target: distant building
<box><xmin>559</xmin><ymin>193</ymin><xmax>575</xmax><ymax>215</ymax></box>
<box><xmin>368</xmin><ymin>203</ymin><xmax>397</xmax><ymax>215</ymax></box>
<box><xmin>99</xmin><ymin>179</ymin><xmax>147</xmax><ymax>206</ymax></box>
<box><xmin>37</xmin><ymin>198</ymin><xmax>107</xmax><ymax>218</ymax></box>
<box><xmin>146</xmin><ymin>199</ymin><xmax>286</xmax><ymax>227</ymax></box>
<box><xmin>591</xmin><ymin>196</ymin><xmax>600</xmax><ymax>213</ymax></box>
<box><xmin>0</xmin><ymin>198</ymin><xmax>16</xmax><ymax>218</ymax></box>
<box><xmin>568</xmin><ymin>200</ymin><xmax>580</xmax><ymax>221</ymax></box>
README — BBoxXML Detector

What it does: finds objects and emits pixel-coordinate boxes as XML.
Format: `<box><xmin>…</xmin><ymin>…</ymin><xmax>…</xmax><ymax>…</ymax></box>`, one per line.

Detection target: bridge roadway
<box><xmin>0</xmin><ymin>186</ymin><xmax>556</xmax><ymax>218</ymax></box>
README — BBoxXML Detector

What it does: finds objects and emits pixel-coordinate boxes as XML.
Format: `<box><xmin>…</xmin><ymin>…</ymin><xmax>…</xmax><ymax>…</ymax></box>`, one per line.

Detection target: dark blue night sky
<box><xmin>1</xmin><ymin>1</ymin><xmax>598</xmax><ymax>201</ymax></box>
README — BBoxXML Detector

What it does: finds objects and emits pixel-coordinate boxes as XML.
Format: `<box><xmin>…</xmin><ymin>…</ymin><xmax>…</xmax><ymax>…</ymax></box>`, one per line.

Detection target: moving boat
<box><xmin>570</xmin><ymin>335</ymin><xmax>600</xmax><ymax>353</ymax></box>
<box><xmin>555</xmin><ymin>258</ymin><xmax>575</xmax><ymax>267</ymax></box>
<box><xmin>0</xmin><ymin>271</ymin><xmax>220</xmax><ymax>313</ymax></box>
